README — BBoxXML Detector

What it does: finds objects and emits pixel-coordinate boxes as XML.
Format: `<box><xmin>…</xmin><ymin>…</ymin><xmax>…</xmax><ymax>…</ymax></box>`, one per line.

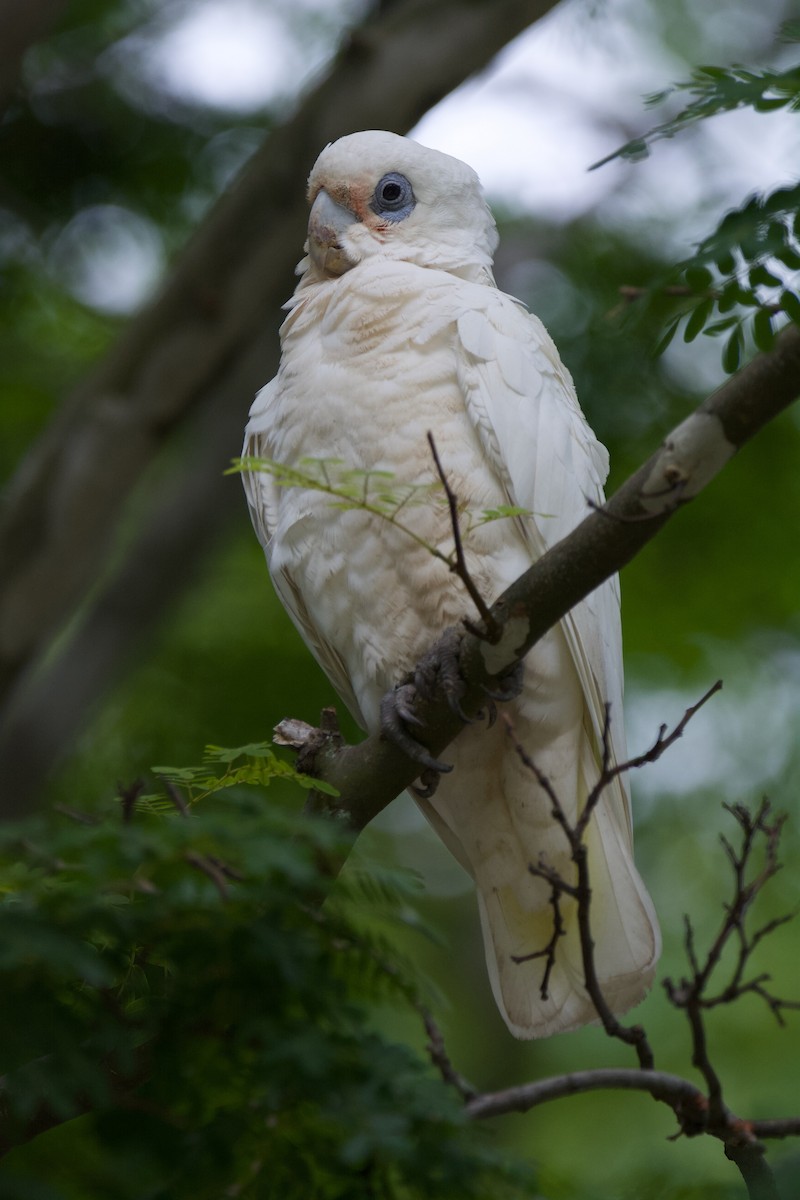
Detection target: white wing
<box><xmin>243</xmin><ymin>379</ymin><xmax>366</xmax><ymax>725</ymax></box>
<box><xmin>456</xmin><ymin>297</ymin><xmax>628</xmax><ymax>803</ymax></box>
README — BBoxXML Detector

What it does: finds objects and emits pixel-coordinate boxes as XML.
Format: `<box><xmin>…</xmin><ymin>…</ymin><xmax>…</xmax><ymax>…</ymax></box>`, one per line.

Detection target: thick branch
<box><xmin>303</xmin><ymin>324</ymin><xmax>800</xmax><ymax>829</ymax></box>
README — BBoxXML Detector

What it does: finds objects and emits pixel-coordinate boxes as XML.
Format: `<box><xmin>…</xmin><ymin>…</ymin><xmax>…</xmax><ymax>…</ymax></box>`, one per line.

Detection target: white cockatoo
<box><xmin>242</xmin><ymin>130</ymin><xmax>660</xmax><ymax>1038</ymax></box>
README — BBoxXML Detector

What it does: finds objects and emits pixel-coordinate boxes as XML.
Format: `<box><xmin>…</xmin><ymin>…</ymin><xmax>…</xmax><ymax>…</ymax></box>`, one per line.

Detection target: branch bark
<box><xmin>299</xmin><ymin>324</ymin><xmax>800</xmax><ymax>829</ymax></box>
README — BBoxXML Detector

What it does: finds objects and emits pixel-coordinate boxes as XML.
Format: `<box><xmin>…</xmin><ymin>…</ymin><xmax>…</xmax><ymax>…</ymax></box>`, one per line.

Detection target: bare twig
<box><xmin>654</xmin><ymin>799</ymin><xmax>799</xmax><ymax>1196</ymax></box>
<box><xmin>163</xmin><ymin>779</ymin><xmax>190</xmax><ymax>817</ymax></box>
<box><xmin>577</xmin><ymin>680</ymin><xmax>723</xmax><ymax>840</ymax></box>
<box><xmin>750</xmin><ymin>1117</ymin><xmax>800</xmax><ymax>1139</ymax></box>
<box><xmin>185</xmin><ymin>851</ymin><xmax>231</xmax><ymax>901</ymax></box>
<box><xmin>503</xmin><ymin>686</ymin><xmax>726</xmax><ymax>1069</ymax></box>
<box><xmin>505</xmin><ymin>705</ymin><xmax>719</xmax><ymax>1068</ymax></box>
<box><xmin>426</xmin><ymin>431</ymin><xmax>500</xmax><ymax>641</ymax></box>
<box><xmin>418</xmin><ymin>1007</ymin><xmax>477</xmax><ymax>1102</ymax></box>
<box><xmin>511</xmin><ymin>884</ymin><xmax>568</xmax><ymax>1001</ymax></box>
<box><xmin>665</xmin><ymin>800</ymin><xmax>799</xmax><ymax>1128</ymax></box>
<box><xmin>465</xmin><ymin>1066</ymin><xmax>707</xmax><ymax>1122</ymax></box>
<box><xmin>118</xmin><ymin>779</ymin><xmax>144</xmax><ymax>825</ymax></box>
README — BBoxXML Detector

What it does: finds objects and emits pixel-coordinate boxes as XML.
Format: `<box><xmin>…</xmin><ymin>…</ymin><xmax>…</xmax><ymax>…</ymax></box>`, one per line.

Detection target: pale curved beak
<box><xmin>307</xmin><ymin>189</ymin><xmax>357</xmax><ymax>276</ymax></box>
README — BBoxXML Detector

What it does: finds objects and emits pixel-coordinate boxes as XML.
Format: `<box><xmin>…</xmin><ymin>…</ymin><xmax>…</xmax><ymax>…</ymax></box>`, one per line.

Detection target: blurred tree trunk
<box><xmin>0</xmin><ymin>0</ymin><xmax>69</xmax><ymax>116</ymax></box>
<box><xmin>0</xmin><ymin>0</ymin><xmax>561</xmax><ymax>816</ymax></box>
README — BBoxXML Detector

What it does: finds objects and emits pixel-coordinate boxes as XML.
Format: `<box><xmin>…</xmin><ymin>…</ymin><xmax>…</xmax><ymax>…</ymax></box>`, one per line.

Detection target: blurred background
<box><xmin>1</xmin><ymin>0</ymin><xmax>800</xmax><ymax>1195</ymax></box>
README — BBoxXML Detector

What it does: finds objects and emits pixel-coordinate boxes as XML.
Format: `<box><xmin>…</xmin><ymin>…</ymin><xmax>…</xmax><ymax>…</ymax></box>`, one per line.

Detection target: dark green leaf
<box><xmin>779</xmin><ymin>246</ymin><xmax>800</xmax><ymax>269</ymax></box>
<box><xmin>721</xmin><ymin>324</ymin><xmax>744</xmax><ymax>372</ymax></box>
<box><xmin>753</xmin><ymin>96</ymin><xmax>791</xmax><ymax>112</ymax></box>
<box><xmin>749</xmin><ymin>263</ymin><xmax>783</xmax><ymax>289</ymax></box>
<box><xmin>715</xmin><ymin>249</ymin><xmax>737</xmax><ymax>274</ymax></box>
<box><xmin>752</xmin><ymin>307</ymin><xmax>775</xmax><ymax>351</ymax></box>
<box><xmin>702</xmin><ymin>317</ymin><xmax>739</xmax><ymax>336</ymax></box>
<box><xmin>683</xmin><ymin>297</ymin><xmax>714</xmax><ymax>342</ymax></box>
<box><xmin>685</xmin><ymin>265</ymin><xmax>714</xmax><ymax>291</ymax></box>
<box><xmin>717</xmin><ymin>281</ymin><xmax>748</xmax><ymax>313</ymax></box>
<box><xmin>781</xmin><ymin>288</ymin><xmax>800</xmax><ymax>324</ymax></box>
<box><xmin>654</xmin><ymin>316</ymin><xmax>681</xmax><ymax>356</ymax></box>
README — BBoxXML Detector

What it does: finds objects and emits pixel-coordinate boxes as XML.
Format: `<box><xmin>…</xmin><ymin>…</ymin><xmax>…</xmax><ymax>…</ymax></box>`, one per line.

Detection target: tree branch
<box><xmin>465</xmin><ymin>1066</ymin><xmax>706</xmax><ymax>1121</ymax></box>
<box><xmin>301</xmin><ymin>324</ymin><xmax>800</xmax><ymax>830</ymax></box>
<box><xmin>467</xmin><ymin>1067</ymin><xmax>789</xmax><ymax>1200</ymax></box>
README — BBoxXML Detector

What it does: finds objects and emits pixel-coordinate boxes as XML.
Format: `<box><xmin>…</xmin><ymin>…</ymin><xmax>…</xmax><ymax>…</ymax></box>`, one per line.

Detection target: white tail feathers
<box><xmin>421</xmin><ymin>717</ymin><xmax>661</xmax><ymax>1039</ymax></box>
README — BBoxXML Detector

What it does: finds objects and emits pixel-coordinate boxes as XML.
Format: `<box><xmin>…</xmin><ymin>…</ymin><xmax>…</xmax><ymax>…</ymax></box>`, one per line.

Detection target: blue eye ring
<box><xmin>370</xmin><ymin>172</ymin><xmax>415</xmax><ymax>222</ymax></box>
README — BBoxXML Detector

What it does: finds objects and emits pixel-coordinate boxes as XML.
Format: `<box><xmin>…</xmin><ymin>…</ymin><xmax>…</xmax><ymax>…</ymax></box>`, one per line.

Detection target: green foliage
<box><xmin>0</xmin><ymin>787</ymin><xmax>534</xmax><ymax>1199</ymax></box>
<box><xmin>149</xmin><ymin>740</ymin><xmax>339</xmax><ymax>806</ymax></box>
<box><xmin>593</xmin><ymin>48</ymin><xmax>800</xmax><ymax>372</ymax></box>
<box><xmin>652</xmin><ymin>185</ymin><xmax>800</xmax><ymax>371</ymax></box>
<box><xmin>234</xmin><ymin>455</ymin><xmax>532</xmax><ymax>566</ymax></box>
<box><xmin>592</xmin><ymin>54</ymin><xmax>800</xmax><ymax>169</ymax></box>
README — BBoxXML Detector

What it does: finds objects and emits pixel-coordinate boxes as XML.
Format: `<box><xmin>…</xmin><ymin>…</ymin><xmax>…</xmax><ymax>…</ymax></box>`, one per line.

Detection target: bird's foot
<box><xmin>379</xmin><ymin>626</ymin><xmax>474</xmax><ymax>785</ymax></box>
<box><xmin>414</xmin><ymin>626</ymin><xmax>474</xmax><ymax>723</ymax></box>
<box><xmin>379</xmin><ymin>683</ymin><xmax>453</xmax><ymax>776</ymax></box>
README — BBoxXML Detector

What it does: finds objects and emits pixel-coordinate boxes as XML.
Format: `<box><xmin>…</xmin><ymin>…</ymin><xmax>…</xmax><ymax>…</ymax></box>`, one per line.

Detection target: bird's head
<box><xmin>301</xmin><ymin>130</ymin><xmax>498</xmax><ymax>284</ymax></box>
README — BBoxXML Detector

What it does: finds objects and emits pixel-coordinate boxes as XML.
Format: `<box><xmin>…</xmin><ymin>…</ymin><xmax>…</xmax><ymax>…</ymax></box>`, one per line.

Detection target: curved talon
<box><xmin>482</xmin><ymin>661</ymin><xmax>525</xmax><ymax>704</ymax></box>
<box><xmin>379</xmin><ymin>686</ymin><xmax>452</xmax><ymax>774</ymax></box>
<box><xmin>392</xmin><ymin>682</ymin><xmax>425</xmax><ymax>728</ymax></box>
<box><xmin>411</xmin><ymin>767</ymin><xmax>441</xmax><ymax>800</ymax></box>
<box><xmin>446</xmin><ymin>692</ymin><xmax>474</xmax><ymax>724</ymax></box>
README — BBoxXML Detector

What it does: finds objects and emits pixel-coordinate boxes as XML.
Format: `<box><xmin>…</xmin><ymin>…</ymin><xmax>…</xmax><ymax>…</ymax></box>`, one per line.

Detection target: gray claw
<box><xmin>414</xmin><ymin>626</ymin><xmax>472</xmax><ymax>723</ymax></box>
<box><xmin>379</xmin><ymin>684</ymin><xmax>452</xmax><ymax>775</ymax></box>
<box><xmin>392</xmin><ymin>682</ymin><xmax>424</xmax><ymax>728</ymax></box>
<box><xmin>411</xmin><ymin>767</ymin><xmax>442</xmax><ymax>800</ymax></box>
<box><xmin>482</xmin><ymin>660</ymin><xmax>525</xmax><ymax>704</ymax></box>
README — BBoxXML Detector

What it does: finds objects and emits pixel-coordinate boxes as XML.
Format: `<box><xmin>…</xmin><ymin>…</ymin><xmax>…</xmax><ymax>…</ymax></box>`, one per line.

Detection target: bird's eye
<box><xmin>370</xmin><ymin>172</ymin><xmax>415</xmax><ymax>222</ymax></box>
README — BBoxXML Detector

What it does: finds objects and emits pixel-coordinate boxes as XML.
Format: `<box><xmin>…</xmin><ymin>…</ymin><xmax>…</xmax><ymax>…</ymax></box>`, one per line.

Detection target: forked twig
<box><xmin>426</xmin><ymin>430</ymin><xmax>501</xmax><ymax>641</ymax></box>
<box><xmin>511</xmin><ymin>883</ymin><xmax>568</xmax><ymax>1001</ymax></box>
<box><xmin>503</xmin><ymin>683</ymin><xmax>724</xmax><ymax>1069</ymax></box>
<box><xmin>664</xmin><ymin>798</ymin><xmax>800</xmax><ymax>1132</ymax></box>
<box><xmin>418</xmin><ymin>1006</ymin><xmax>477</xmax><ymax>1102</ymax></box>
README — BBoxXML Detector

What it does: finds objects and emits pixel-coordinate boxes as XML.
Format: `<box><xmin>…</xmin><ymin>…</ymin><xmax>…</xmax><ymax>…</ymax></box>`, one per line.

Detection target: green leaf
<box><xmin>721</xmin><ymin>324</ymin><xmax>744</xmax><ymax>373</ymax></box>
<box><xmin>753</xmin><ymin>95</ymin><xmax>792</xmax><ymax>112</ymax></box>
<box><xmin>778</xmin><ymin>246</ymin><xmax>800</xmax><ymax>270</ymax></box>
<box><xmin>780</xmin><ymin>288</ymin><xmax>800</xmax><ymax>324</ymax></box>
<box><xmin>749</xmin><ymin>263</ymin><xmax>783</xmax><ymax>289</ymax></box>
<box><xmin>752</xmin><ymin>307</ymin><xmax>775</xmax><ymax>352</ymax></box>
<box><xmin>715</xmin><ymin>249</ymin><xmax>736</xmax><ymax>275</ymax></box>
<box><xmin>717</xmin><ymin>280</ymin><xmax>753</xmax><ymax>313</ymax></box>
<box><xmin>702</xmin><ymin>317</ymin><xmax>739</xmax><ymax>336</ymax></box>
<box><xmin>654</xmin><ymin>316</ymin><xmax>681</xmax><ymax>356</ymax></box>
<box><xmin>684</xmin><ymin>265</ymin><xmax>714</xmax><ymax>291</ymax></box>
<box><xmin>683</xmin><ymin>297</ymin><xmax>714</xmax><ymax>342</ymax></box>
